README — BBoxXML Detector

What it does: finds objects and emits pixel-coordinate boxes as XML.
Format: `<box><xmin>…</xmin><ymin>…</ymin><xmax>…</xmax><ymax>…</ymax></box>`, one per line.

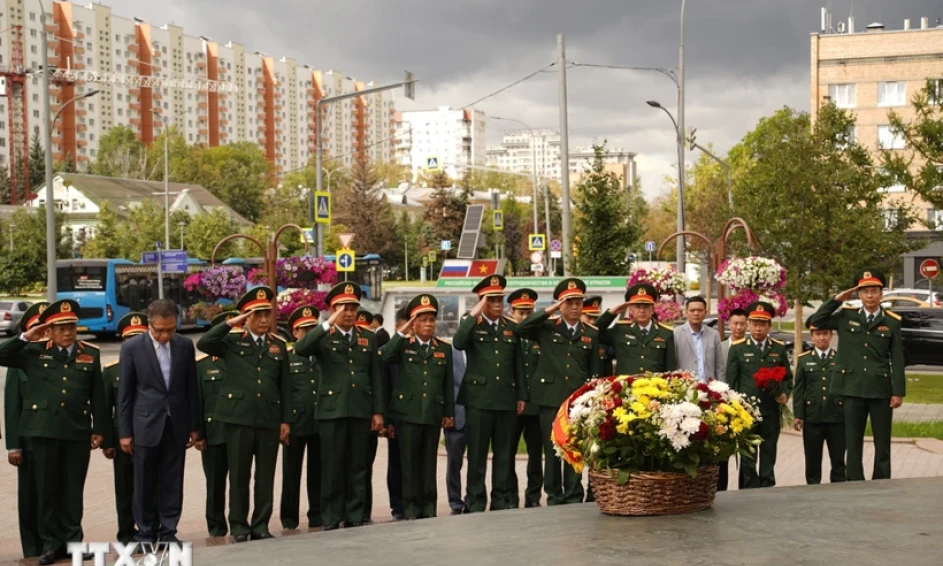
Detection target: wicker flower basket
<box><xmin>589</xmin><ymin>465</ymin><xmax>719</xmax><ymax>516</ymax></box>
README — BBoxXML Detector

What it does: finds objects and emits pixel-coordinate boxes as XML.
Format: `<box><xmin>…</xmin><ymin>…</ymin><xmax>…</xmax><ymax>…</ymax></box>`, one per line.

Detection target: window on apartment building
<box><xmin>29</xmin><ymin>28</ymin><xmax>35</xmax><ymax>37</ymax></box>
<box><xmin>90</xmin><ymin>119</ymin><xmax>95</xmax><ymax>126</ymax></box>
<box><xmin>33</xmin><ymin>110</ymin><xmax>39</xmax><ymax>118</ymax></box>
<box><xmin>877</xmin><ymin>125</ymin><xmax>906</xmax><ymax>150</ymax></box>
<box><xmin>117</xmin><ymin>93</ymin><xmax>123</xmax><ymax>101</ymax></box>
<box><xmin>878</xmin><ymin>81</ymin><xmax>907</xmax><ymax>106</ymax></box>
<box><xmin>30</xmin><ymin>45</ymin><xmax>35</xmax><ymax>54</ymax></box>
<box><xmin>28</xmin><ymin>11</ymin><xmax>34</xmax><ymax>20</ymax></box>
<box><xmin>117</xmin><ymin>108</ymin><xmax>123</xmax><ymax>116</ymax></box>
<box><xmin>926</xmin><ymin>209</ymin><xmax>943</xmax><ymax>231</ymax></box>
<box><xmin>91</xmin><ymin>149</ymin><xmax>96</xmax><ymax>157</ymax></box>
<box><xmin>0</xmin><ymin>138</ymin><xmax>4</xmax><ymax>147</ymax></box>
<box><xmin>90</xmin><ymin>134</ymin><xmax>95</xmax><ymax>141</ymax></box>
<box><xmin>89</xmin><ymin>103</ymin><xmax>94</xmax><ymax>111</ymax></box>
<box><xmin>882</xmin><ymin>209</ymin><xmax>901</xmax><ymax>231</ymax></box>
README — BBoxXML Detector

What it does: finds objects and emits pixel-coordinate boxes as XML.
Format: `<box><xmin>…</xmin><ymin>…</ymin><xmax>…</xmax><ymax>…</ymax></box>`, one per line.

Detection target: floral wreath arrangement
<box><xmin>553</xmin><ymin>371</ymin><xmax>762</xmax><ymax>480</ymax></box>
<box><xmin>625</xmin><ymin>267</ymin><xmax>687</xmax><ymax>323</ymax></box>
<box><xmin>716</xmin><ymin>257</ymin><xmax>787</xmax><ymax>321</ymax></box>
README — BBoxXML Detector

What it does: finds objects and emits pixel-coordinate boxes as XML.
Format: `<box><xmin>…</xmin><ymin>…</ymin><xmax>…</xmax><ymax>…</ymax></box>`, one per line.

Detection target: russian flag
<box><xmin>440</xmin><ymin>260</ymin><xmax>471</xmax><ymax>277</ymax></box>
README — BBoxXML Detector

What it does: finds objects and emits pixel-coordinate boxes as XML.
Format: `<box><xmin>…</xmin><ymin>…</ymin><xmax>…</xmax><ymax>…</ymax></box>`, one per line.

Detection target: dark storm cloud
<box><xmin>110</xmin><ymin>0</ymin><xmax>943</xmax><ymax>195</ymax></box>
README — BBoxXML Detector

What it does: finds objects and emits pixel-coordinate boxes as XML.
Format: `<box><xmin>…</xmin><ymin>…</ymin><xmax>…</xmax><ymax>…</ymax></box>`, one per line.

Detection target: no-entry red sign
<box><xmin>920</xmin><ymin>258</ymin><xmax>941</xmax><ymax>279</ymax></box>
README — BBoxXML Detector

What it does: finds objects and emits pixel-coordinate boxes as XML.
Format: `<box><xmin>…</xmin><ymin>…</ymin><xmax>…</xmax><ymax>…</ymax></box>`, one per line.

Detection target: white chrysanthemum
<box><xmin>590</xmin><ymin>442</ymin><xmax>600</xmax><ymax>454</ymax></box>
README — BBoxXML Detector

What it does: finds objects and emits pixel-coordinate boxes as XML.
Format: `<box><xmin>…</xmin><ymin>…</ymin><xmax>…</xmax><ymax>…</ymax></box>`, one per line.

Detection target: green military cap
<box><xmin>39</xmin><ymin>299</ymin><xmax>80</xmax><ymax>325</ymax></box>
<box><xmin>19</xmin><ymin>301</ymin><xmax>50</xmax><ymax>332</ymax></box>
<box><xmin>236</xmin><ymin>286</ymin><xmax>275</xmax><ymax>313</ymax></box>
<box><xmin>326</xmin><ymin>282</ymin><xmax>362</xmax><ymax>308</ymax></box>
<box><xmin>210</xmin><ymin>311</ymin><xmax>239</xmax><ymax>327</ymax></box>
<box><xmin>582</xmin><ymin>295</ymin><xmax>603</xmax><ymax>316</ymax></box>
<box><xmin>407</xmin><ymin>294</ymin><xmax>439</xmax><ymax>317</ymax></box>
<box><xmin>472</xmin><ymin>275</ymin><xmax>507</xmax><ymax>297</ymax></box>
<box><xmin>355</xmin><ymin>310</ymin><xmax>374</xmax><ymax>329</ymax></box>
<box><xmin>508</xmin><ymin>288</ymin><xmax>537</xmax><ymax>310</ymax></box>
<box><xmin>553</xmin><ymin>277</ymin><xmax>586</xmax><ymax>301</ymax></box>
<box><xmin>626</xmin><ymin>283</ymin><xmax>658</xmax><ymax>304</ymax></box>
<box><xmin>117</xmin><ymin>312</ymin><xmax>148</xmax><ymax>339</ymax></box>
<box><xmin>746</xmin><ymin>301</ymin><xmax>775</xmax><ymax>321</ymax></box>
<box><xmin>854</xmin><ymin>267</ymin><xmax>886</xmax><ymax>289</ymax></box>
<box><xmin>288</xmin><ymin>305</ymin><xmax>321</xmax><ymax>332</ymax></box>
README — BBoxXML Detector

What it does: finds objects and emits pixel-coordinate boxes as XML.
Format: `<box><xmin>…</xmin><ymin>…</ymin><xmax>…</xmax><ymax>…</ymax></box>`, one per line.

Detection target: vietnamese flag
<box><xmin>469</xmin><ymin>260</ymin><xmax>498</xmax><ymax>277</ymax></box>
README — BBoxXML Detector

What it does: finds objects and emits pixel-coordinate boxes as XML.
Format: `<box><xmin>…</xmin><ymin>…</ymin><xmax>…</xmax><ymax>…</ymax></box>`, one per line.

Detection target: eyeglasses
<box><xmin>149</xmin><ymin>324</ymin><xmax>177</xmax><ymax>336</ymax></box>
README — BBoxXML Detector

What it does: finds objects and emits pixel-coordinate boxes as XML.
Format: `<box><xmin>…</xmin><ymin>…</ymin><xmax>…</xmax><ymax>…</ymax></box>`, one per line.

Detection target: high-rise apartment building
<box><xmin>394</xmin><ymin>107</ymin><xmax>486</xmax><ymax>180</ymax></box>
<box><xmin>0</xmin><ymin>0</ymin><xmax>394</xmax><ymax>197</ymax></box>
<box><xmin>811</xmin><ymin>11</ymin><xmax>943</xmax><ymax>286</ymax></box>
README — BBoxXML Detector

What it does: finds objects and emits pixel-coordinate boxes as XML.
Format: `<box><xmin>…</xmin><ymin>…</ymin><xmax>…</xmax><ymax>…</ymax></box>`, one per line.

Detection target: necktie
<box><xmin>569</xmin><ymin>326</ymin><xmax>576</xmax><ymax>338</ymax></box>
<box><xmin>421</xmin><ymin>342</ymin><xmax>429</xmax><ymax>353</ymax></box>
<box><xmin>867</xmin><ymin>313</ymin><xmax>874</xmax><ymax>326</ymax></box>
<box><xmin>157</xmin><ymin>343</ymin><xmax>171</xmax><ymax>390</ymax></box>
<box><xmin>640</xmin><ymin>327</ymin><xmax>648</xmax><ymax>337</ymax></box>
<box><xmin>821</xmin><ymin>351</ymin><xmax>827</xmax><ymax>362</ymax></box>
<box><xmin>345</xmin><ymin>333</ymin><xmax>352</xmax><ymax>345</ymax></box>
<box><xmin>60</xmin><ymin>347</ymin><xmax>69</xmax><ymax>361</ymax></box>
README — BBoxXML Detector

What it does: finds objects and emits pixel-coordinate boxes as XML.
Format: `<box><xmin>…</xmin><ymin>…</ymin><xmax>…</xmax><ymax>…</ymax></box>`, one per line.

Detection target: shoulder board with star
<box><xmin>885</xmin><ymin>310</ymin><xmax>901</xmax><ymax>321</ymax></box>
<box><xmin>104</xmin><ymin>360</ymin><xmax>119</xmax><ymax>369</ymax></box>
<box><xmin>502</xmin><ymin>316</ymin><xmax>516</xmax><ymax>325</ymax></box>
<box><xmin>615</xmin><ymin>319</ymin><xmax>633</xmax><ymax>325</ymax></box>
<box><xmin>798</xmin><ymin>350</ymin><xmax>812</xmax><ymax>358</ymax></box>
<box><xmin>287</xmin><ymin>345</ymin><xmax>296</xmax><ymax>353</ymax></box>
<box><xmin>268</xmin><ymin>333</ymin><xmax>286</xmax><ymax>342</ymax></box>
<box><xmin>79</xmin><ymin>341</ymin><xmax>100</xmax><ymax>350</ymax></box>
<box><xmin>436</xmin><ymin>337</ymin><xmax>451</xmax><ymax>345</ymax></box>
<box><xmin>842</xmin><ymin>304</ymin><xmax>858</xmax><ymax>310</ymax></box>
<box><xmin>583</xmin><ymin>322</ymin><xmax>598</xmax><ymax>331</ymax></box>
<box><xmin>658</xmin><ymin>322</ymin><xmax>674</xmax><ymax>331</ymax></box>
<box><xmin>771</xmin><ymin>338</ymin><xmax>785</xmax><ymax>346</ymax></box>
<box><xmin>731</xmin><ymin>338</ymin><xmax>747</xmax><ymax>346</ymax></box>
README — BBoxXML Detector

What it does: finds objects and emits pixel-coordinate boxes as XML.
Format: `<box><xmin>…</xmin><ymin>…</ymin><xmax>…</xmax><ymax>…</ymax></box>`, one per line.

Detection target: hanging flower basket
<box><xmin>626</xmin><ymin>267</ymin><xmax>686</xmax><ymax>323</ymax></box>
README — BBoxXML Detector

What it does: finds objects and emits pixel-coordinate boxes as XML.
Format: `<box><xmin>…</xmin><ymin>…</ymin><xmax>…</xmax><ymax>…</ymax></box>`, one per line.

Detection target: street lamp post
<box><xmin>9</xmin><ymin>224</ymin><xmax>14</xmax><ymax>252</ymax></box>
<box><xmin>152</xmin><ymin>109</ymin><xmax>171</xmax><ymax>299</ymax></box>
<box><xmin>492</xmin><ymin>116</ymin><xmax>540</xmax><ymax>235</ymax></box>
<box><xmin>647</xmin><ymin>100</ymin><xmax>685</xmax><ymax>268</ymax></box>
<box><xmin>678</xmin><ymin>0</ymin><xmax>688</xmax><ymax>278</ymax></box>
<box><xmin>178</xmin><ymin>221</ymin><xmax>186</xmax><ymax>250</ymax></box>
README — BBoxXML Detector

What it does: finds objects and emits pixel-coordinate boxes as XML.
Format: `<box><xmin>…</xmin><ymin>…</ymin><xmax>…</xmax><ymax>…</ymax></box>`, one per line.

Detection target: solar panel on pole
<box><xmin>456</xmin><ymin>205</ymin><xmax>485</xmax><ymax>259</ymax></box>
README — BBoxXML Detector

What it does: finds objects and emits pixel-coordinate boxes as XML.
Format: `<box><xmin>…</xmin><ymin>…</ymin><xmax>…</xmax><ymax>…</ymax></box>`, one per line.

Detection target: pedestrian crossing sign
<box><xmin>426</xmin><ymin>156</ymin><xmax>440</xmax><ymax>171</ymax></box>
<box><xmin>528</xmin><ymin>234</ymin><xmax>546</xmax><ymax>251</ymax></box>
<box><xmin>315</xmin><ymin>191</ymin><xmax>331</xmax><ymax>224</ymax></box>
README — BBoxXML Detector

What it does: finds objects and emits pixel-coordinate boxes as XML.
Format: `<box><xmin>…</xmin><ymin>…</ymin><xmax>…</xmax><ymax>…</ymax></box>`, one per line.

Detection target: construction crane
<box><xmin>0</xmin><ymin>22</ymin><xmax>237</xmax><ymax>204</ymax></box>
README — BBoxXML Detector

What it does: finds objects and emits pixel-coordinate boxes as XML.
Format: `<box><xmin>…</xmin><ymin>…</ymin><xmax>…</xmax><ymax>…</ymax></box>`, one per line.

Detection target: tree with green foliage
<box><xmin>185</xmin><ymin>209</ymin><xmax>236</xmax><ymax>260</ymax></box>
<box><xmin>500</xmin><ymin>195</ymin><xmax>526</xmax><ymax>274</ymax></box>
<box><xmin>175</xmin><ymin>142</ymin><xmax>272</xmax><ymax>222</ymax></box>
<box><xmin>144</xmin><ymin>126</ymin><xmax>192</xmax><ymax>181</ymax></box>
<box><xmin>92</xmin><ymin>125</ymin><xmax>147</xmax><ymax>179</ymax></box>
<box><xmin>331</xmin><ymin>155</ymin><xmax>397</xmax><ymax>259</ymax></box>
<box><xmin>419</xmin><ymin>183</ymin><xmax>468</xmax><ymax>256</ymax></box>
<box><xmin>572</xmin><ymin>144</ymin><xmax>641</xmax><ymax>275</ymax></box>
<box><xmin>0</xmin><ymin>165</ymin><xmax>11</xmax><ymax>205</ymax></box>
<box><xmin>258</xmin><ymin>184</ymin><xmax>308</xmax><ymax>256</ymax></box>
<box><xmin>882</xmin><ymin>79</ymin><xmax>943</xmax><ymax>226</ymax></box>
<box><xmin>79</xmin><ymin>201</ymin><xmax>121</xmax><ymax>258</ymax></box>
<box><xmin>374</xmin><ymin>160</ymin><xmax>410</xmax><ymax>188</ymax></box>
<box><xmin>28</xmin><ymin>132</ymin><xmax>45</xmax><ymax>191</ymax></box>
<box><xmin>0</xmin><ymin>208</ymin><xmax>71</xmax><ymax>294</ymax></box>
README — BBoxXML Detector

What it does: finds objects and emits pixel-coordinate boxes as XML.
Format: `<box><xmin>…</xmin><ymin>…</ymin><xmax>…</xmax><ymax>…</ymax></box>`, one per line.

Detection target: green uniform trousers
<box><xmin>466</xmin><ymin>407</ymin><xmax>515</xmax><ymax>512</ymax></box>
<box><xmin>280</xmin><ymin>434</ymin><xmax>322</xmax><ymax>529</ymax></box>
<box><xmin>201</xmin><ymin>444</ymin><xmax>229</xmax><ymax>537</ymax></box>
<box><xmin>844</xmin><ymin>397</ymin><xmax>892</xmax><ymax>481</ymax></box>
<box><xmin>224</xmin><ymin>424</ymin><xmax>279</xmax><ymax>537</ymax></box>
<box><xmin>508</xmin><ymin>414</ymin><xmax>543</xmax><ymax>508</ymax></box>
<box><xmin>32</xmin><ymin>438</ymin><xmax>90</xmax><ymax>553</ymax></box>
<box><xmin>538</xmin><ymin>407</ymin><xmax>584</xmax><ymax>505</ymax></box>
<box><xmin>319</xmin><ymin>418</ymin><xmax>370</xmax><ymax>528</ymax></box>
<box><xmin>17</xmin><ymin>445</ymin><xmax>41</xmax><ymax>558</ymax></box>
<box><xmin>741</xmin><ymin>416</ymin><xmax>781</xmax><ymax>488</ymax></box>
<box><xmin>363</xmin><ymin>431</ymin><xmax>378</xmax><ymax>523</ymax></box>
<box><xmin>112</xmin><ymin>446</ymin><xmax>136</xmax><ymax>543</ymax></box>
<box><xmin>398</xmin><ymin>422</ymin><xmax>441</xmax><ymax>519</ymax></box>
<box><xmin>803</xmin><ymin>422</ymin><xmax>846</xmax><ymax>485</ymax></box>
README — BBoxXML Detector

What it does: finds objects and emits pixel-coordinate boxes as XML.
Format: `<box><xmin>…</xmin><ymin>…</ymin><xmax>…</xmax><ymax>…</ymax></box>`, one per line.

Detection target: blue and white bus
<box><xmin>56</xmin><ymin>258</ymin><xmax>208</xmax><ymax>337</ymax></box>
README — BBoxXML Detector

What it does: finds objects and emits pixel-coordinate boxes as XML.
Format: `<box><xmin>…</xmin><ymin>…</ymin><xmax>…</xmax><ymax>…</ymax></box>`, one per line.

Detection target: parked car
<box><xmin>886</xmin><ymin>306</ymin><xmax>943</xmax><ymax>366</ymax></box>
<box><xmin>0</xmin><ymin>300</ymin><xmax>31</xmax><ymax>336</ymax></box>
<box><xmin>703</xmin><ymin>317</ymin><xmax>813</xmax><ymax>365</ymax></box>
<box><xmin>844</xmin><ymin>288</ymin><xmax>941</xmax><ymax>309</ymax></box>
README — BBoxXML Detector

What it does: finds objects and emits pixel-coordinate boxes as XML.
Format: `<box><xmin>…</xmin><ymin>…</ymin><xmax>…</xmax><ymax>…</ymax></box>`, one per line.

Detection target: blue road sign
<box><xmin>645</xmin><ymin>240</ymin><xmax>657</xmax><ymax>252</ymax></box>
<box><xmin>441</xmin><ymin>240</ymin><xmax>452</xmax><ymax>251</ymax></box>
<box><xmin>142</xmin><ymin>250</ymin><xmax>189</xmax><ymax>274</ymax></box>
<box><xmin>336</xmin><ymin>249</ymin><xmax>356</xmax><ymax>272</ymax></box>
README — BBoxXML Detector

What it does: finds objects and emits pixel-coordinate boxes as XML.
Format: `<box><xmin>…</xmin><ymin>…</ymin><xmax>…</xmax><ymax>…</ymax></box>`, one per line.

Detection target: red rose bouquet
<box><xmin>752</xmin><ymin>366</ymin><xmax>793</xmax><ymax>427</ymax></box>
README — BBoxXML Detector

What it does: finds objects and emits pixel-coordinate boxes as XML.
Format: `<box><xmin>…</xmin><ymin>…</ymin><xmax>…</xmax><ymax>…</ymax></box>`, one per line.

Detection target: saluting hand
<box><xmin>397</xmin><ymin>317</ymin><xmax>416</xmax><ymax>337</ymax></box>
<box><xmin>835</xmin><ymin>287</ymin><xmax>859</xmax><ymax>302</ymax></box>
<box><xmin>469</xmin><ymin>297</ymin><xmax>488</xmax><ymax>318</ymax></box>
<box><xmin>22</xmin><ymin>322</ymin><xmax>51</xmax><ymax>342</ymax></box>
<box><xmin>326</xmin><ymin>307</ymin><xmax>344</xmax><ymax>327</ymax></box>
<box><xmin>545</xmin><ymin>300</ymin><xmax>565</xmax><ymax>316</ymax></box>
<box><xmin>227</xmin><ymin>312</ymin><xmax>251</xmax><ymax>328</ymax></box>
<box><xmin>609</xmin><ymin>301</ymin><xmax>632</xmax><ymax>316</ymax></box>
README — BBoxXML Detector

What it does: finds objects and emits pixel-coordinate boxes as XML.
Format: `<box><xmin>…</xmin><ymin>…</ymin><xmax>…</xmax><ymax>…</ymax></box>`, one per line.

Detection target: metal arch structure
<box><xmin>657</xmin><ymin>230</ymin><xmax>717</xmax><ymax>317</ymax></box>
<box><xmin>49</xmin><ymin>69</ymin><xmax>239</xmax><ymax>93</ymax></box>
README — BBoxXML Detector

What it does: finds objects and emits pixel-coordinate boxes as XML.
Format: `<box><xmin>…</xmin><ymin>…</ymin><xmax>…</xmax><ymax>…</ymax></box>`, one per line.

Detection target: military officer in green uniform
<box><xmin>102</xmin><ymin>312</ymin><xmax>154</xmax><ymax>543</ymax></box>
<box><xmin>196</xmin><ymin>311</ymin><xmax>239</xmax><ymax>537</ymax></box>
<box><xmin>354</xmin><ymin>309</ymin><xmax>379</xmax><ymax>524</ymax></box>
<box><xmin>0</xmin><ymin>299</ymin><xmax>105</xmax><ymax>565</ymax></box>
<box><xmin>382</xmin><ymin>294</ymin><xmax>455</xmax><ymax>519</ymax></box>
<box><xmin>4</xmin><ymin>301</ymin><xmax>48</xmax><ymax>559</ymax></box>
<box><xmin>294</xmin><ymin>282</ymin><xmax>385</xmax><ymax>530</ymax></box>
<box><xmin>595</xmin><ymin>284</ymin><xmax>677</xmax><ymax>375</ymax></box>
<box><xmin>516</xmin><ymin>278</ymin><xmax>602</xmax><ymax>505</ymax></box>
<box><xmin>506</xmin><ymin>288</ymin><xmax>544</xmax><ymax>509</ymax></box>
<box><xmin>453</xmin><ymin>275</ymin><xmax>527</xmax><ymax>513</ymax></box>
<box><xmin>793</xmin><ymin>319</ymin><xmax>846</xmax><ymax>485</ymax></box>
<box><xmin>807</xmin><ymin>267</ymin><xmax>905</xmax><ymax>481</ymax></box>
<box><xmin>280</xmin><ymin>306</ymin><xmax>323</xmax><ymax>530</ymax></box>
<box><xmin>196</xmin><ymin>286</ymin><xmax>291</xmax><ymax>543</ymax></box>
<box><xmin>727</xmin><ymin>301</ymin><xmax>793</xmax><ymax>489</ymax></box>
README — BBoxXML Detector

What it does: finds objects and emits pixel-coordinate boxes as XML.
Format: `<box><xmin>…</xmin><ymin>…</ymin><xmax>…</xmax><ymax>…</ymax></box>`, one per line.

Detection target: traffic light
<box><xmin>404</xmin><ymin>71</ymin><xmax>416</xmax><ymax>100</ymax></box>
<box><xmin>688</xmin><ymin>128</ymin><xmax>697</xmax><ymax>151</ymax></box>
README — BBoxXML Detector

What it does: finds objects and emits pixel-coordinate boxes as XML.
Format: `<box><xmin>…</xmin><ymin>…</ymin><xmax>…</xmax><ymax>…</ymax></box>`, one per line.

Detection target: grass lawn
<box><xmin>865</xmin><ymin>420</ymin><xmax>943</xmax><ymax>440</ymax></box>
<box><xmin>902</xmin><ymin>374</ymin><xmax>943</xmax><ymax>404</ymax></box>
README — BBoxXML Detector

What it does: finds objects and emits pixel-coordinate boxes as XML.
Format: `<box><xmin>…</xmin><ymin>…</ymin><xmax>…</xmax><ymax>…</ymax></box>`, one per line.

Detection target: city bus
<box><xmin>322</xmin><ymin>253</ymin><xmax>384</xmax><ymax>300</ymax></box>
<box><xmin>56</xmin><ymin>258</ymin><xmax>209</xmax><ymax>337</ymax></box>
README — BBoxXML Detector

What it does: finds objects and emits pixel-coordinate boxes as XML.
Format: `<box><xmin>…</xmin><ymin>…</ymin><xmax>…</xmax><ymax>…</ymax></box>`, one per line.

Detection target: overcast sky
<box><xmin>110</xmin><ymin>0</ymin><xmax>942</xmax><ymax>198</ymax></box>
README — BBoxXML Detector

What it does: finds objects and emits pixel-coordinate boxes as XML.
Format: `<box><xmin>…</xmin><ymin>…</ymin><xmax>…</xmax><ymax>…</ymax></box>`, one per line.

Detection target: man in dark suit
<box><xmin>117</xmin><ymin>299</ymin><xmax>201</xmax><ymax>544</ymax></box>
<box><xmin>373</xmin><ymin>314</ymin><xmax>390</xmax><ymax>348</ymax></box>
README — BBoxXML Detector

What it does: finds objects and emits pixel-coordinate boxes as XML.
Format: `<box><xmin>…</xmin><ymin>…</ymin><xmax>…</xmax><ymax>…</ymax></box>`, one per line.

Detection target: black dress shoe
<box><xmin>251</xmin><ymin>532</ymin><xmax>273</xmax><ymax>541</ymax></box>
<box><xmin>38</xmin><ymin>550</ymin><xmax>57</xmax><ymax>566</ymax></box>
<box><xmin>449</xmin><ymin>509</ymin><xmax>463</xmax><ymax>516</ymax></box>
<box><xmin>392</xmin><ymin>514</ymin><xmax>406</xmax><ymax>521</ymax></box>
<box><xmin>232</xmin><ymin>534</ymin><xmax>249</xmax><ymax>543</ymax></box>
<box><xmin>281</xmin><ymin>523</ymin><xmax>299</xmax><ymax>531</ymax></box>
